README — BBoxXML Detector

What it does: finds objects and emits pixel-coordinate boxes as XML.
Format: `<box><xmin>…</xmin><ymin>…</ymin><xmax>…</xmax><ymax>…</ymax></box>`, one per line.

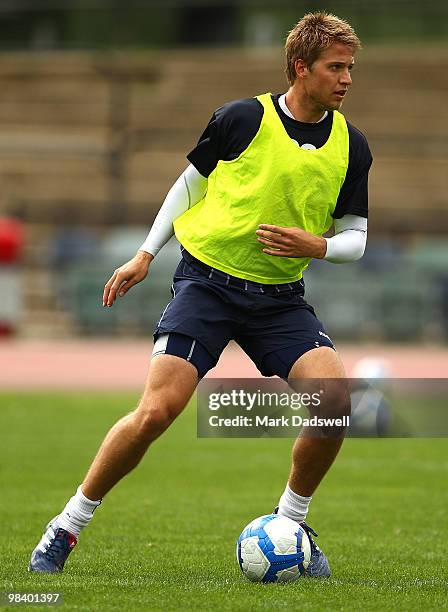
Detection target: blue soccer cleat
<box><xmin>28</xmin><ymin>516</ymin><xmax>77</xmax><ymax>573</ymax></box>
<box><xmin>299</xmin><ymin>522</ymin><xmax>331</xmax><ymax>578</ymax></box>
<box><xmin>273</xmin><ymin>507</ymin><xmax>330</xmax><ymax>577</ymax></box>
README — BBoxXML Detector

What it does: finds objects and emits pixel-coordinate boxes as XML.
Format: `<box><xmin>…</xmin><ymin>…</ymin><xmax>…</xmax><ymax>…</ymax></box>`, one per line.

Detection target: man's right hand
<box><xmin>103</xmin><ymin>250</ymin><xmax>153</xmax><ymax>307</ymax></box>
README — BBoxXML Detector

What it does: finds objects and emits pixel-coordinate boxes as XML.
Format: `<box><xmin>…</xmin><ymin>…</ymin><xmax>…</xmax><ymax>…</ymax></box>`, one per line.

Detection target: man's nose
<box><xmin>341</xmin><ymin>69</ymin><xmax>352</xmax><ymax>86</ymax></box>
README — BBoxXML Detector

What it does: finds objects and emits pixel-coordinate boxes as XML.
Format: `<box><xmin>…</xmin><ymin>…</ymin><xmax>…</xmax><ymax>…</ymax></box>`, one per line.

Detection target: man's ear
<box><xmin>294</xmin><ymin>58</ymin><xmax>309</xmax><ymax>80</ymax></box>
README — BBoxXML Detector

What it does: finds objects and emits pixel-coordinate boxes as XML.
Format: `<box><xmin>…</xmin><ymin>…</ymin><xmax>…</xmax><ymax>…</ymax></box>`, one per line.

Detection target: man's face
<box><xmin>297</xmin><ymin>43</ymin><xmax>355</xmax><ymax>111</ymax></box>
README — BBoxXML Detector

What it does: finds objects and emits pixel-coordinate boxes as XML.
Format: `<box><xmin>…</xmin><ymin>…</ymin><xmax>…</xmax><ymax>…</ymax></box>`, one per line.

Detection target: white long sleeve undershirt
<box><xmin>324</xmin><ymin>215</ymin><xmax>367</xmax><ymax>262</ymax></box>
<box><xmin>139</xmin><ymin>164</ymin><xmax>367</xmax><ymax>263</ymax></box>
<box><xmin>139</xmin><ymin>164</ymin><xmax>208</xmax><ymax>257</ymax></box>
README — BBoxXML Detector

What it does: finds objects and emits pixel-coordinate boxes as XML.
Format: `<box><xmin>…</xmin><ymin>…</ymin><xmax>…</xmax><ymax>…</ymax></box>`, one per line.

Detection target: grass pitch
<box><xmin>0</xmin><ymin>392</ymin><xmax>446</xmax><ymax>611</ymax></box>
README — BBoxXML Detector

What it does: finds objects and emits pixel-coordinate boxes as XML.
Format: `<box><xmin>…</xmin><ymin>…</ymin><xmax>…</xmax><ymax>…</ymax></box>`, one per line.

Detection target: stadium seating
<box><xmin>0</xmin><ymin>48</ymin><xmax>446</xmax><ymax>338</ymax></box>
<box><xmin>1</xmin><ymin>48</ymin><xmax>447</xmax><ymax>229</ymax></box>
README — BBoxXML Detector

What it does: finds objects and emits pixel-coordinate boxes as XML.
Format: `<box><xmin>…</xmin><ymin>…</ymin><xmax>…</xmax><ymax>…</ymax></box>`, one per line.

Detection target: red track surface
<box><xmin>0</xmin><ymin>340</ymin><xmax>446</xmax><ymax>390</ymax></box>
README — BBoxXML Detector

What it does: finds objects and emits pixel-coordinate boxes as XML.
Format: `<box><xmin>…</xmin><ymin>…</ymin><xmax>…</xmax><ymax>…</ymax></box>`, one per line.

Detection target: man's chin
<box><xmin>325</xmin><ymin>100</ymin><xmax>343</xmax><ymax>111</ymax></box>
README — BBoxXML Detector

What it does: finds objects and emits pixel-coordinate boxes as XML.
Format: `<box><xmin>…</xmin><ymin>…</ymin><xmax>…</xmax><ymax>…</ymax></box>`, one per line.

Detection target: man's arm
<box><xmin>323</xmin><ymin>214</ymin><xmax>367</xmax><ymax>262</ymax></box>
<box><xmin>139</xmin><ymin>164</ymin><xmax>208</xmax><ymax>257</ymax></box>
<box><xmin>256</xmin><ymin>214</ymin><xmax>367</xmax><ymax>262</ymax></box>
<box><xmin>103</xmin><ymin>165</ymin><xmax>207</xmax><ymax>307</ymax></box>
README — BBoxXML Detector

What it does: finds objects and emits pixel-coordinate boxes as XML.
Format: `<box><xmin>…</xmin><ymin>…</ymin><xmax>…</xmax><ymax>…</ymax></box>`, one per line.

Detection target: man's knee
<box><xmin>135</xmin><ymin>384</ymin><xmax>188</xmax><ymax>440</ymax></box>
<box><xmin>319</xmin><ymin>380</ymin><xmax>351</xmax><ymax>419</ymax></box>
<box><xmin>311</xmin><ymin>379</ymin><xmax>350</xmax><ymax>438</ymax></box>
<box><xmin>135</xmin><ymin>401</ymin><xmax>176</xmax><ymax>440</ymax></box>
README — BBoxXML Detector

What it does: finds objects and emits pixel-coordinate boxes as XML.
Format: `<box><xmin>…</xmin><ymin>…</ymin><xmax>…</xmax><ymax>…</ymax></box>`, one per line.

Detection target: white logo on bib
<box><xmin>291</xmin><ymin>139</ymin><xmax>316</xmax><ymax>150</ymax></box>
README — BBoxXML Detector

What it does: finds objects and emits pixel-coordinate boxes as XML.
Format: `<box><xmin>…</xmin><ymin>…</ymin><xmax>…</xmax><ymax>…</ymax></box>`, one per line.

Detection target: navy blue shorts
<box><xmin>153</xmin><ymin>249</ymin><xmax>334</xmax><ymax>378</ymax></box>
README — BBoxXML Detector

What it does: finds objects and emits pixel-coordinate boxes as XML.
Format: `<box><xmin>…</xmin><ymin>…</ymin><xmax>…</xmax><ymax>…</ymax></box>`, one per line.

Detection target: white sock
<box><xmin>277</xmin><ymin>485</ymin><xmax>312</xmax><ymax>523</ymax></box>
<box><xmin>57</xmin><ymin>486</ymin><xmax>102</xmax><ymax>538</ymax></box>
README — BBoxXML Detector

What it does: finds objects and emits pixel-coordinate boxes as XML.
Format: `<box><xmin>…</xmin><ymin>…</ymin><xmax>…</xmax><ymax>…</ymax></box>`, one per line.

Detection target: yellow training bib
<box><xmin>174</xmin><ymin>93</ymin><xmax>349</xmax><ymax>283</ymax></box>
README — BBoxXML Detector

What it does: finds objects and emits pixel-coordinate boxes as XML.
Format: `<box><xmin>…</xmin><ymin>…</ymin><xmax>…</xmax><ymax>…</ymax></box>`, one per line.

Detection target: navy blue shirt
<box><xmin>188</xmin><ymin>94</ymin><xmax>372</xmax><ymax>219</ymax></box>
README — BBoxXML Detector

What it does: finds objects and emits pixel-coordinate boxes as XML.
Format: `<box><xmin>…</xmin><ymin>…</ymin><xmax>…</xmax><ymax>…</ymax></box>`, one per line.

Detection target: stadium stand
<box><xmin>0</xmin><ymin>48</ymin><xmax>446</xmax><ymax>338</ymax></box>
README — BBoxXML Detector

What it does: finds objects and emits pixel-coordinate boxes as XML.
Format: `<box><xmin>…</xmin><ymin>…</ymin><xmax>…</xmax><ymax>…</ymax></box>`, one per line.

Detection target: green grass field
<box><xmin>0</xmin><ymin>392</ymin><xmax>447</xmax><ymax>611</ymax></box>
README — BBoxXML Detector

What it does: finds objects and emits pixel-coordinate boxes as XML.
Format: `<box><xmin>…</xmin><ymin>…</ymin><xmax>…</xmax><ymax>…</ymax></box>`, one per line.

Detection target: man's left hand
<box><xmin>256</xmin><ymin>224</ymin><xmax>327</xmax><ymax>259</ymax></box>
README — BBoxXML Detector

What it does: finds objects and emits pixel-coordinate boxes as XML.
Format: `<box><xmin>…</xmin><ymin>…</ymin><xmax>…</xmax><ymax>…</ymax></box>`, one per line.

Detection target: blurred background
<box><xmin>0</xmin><ymin>0</ymin><xmax>447</xmax><ymax>380</ymax></box>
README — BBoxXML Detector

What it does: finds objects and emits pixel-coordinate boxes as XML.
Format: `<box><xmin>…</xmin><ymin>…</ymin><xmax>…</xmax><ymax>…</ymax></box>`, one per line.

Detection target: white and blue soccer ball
<box><xmin>236</xmin><ymin>514</ymin><xmax>311</xmax><ymax>583</ymax></box>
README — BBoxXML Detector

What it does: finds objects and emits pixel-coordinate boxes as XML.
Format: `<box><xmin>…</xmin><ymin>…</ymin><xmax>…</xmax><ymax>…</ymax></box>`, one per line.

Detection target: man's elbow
<box><xmin>323</xmin><ymin>231</ymin><xmax>367</xmax><ymax>264</ymax></box>
<box><xmin>352</xmin><ymin>239</ymin><xmax>366</xmax><ymax>261</ymax></box>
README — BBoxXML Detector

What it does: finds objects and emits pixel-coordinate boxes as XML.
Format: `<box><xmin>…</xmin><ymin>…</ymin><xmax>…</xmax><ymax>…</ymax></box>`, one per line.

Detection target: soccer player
<box><xmin>29</xmin><ymin>12</ymin><xmax>371</xmax><ymax>576</ymax></box>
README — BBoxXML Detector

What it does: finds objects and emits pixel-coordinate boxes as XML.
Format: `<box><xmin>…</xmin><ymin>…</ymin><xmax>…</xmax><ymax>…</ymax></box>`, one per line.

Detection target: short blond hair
<box><xmin>285</xmin><ymin>12</ymin><xmax>361</xmax><ymax>85</ymax></box>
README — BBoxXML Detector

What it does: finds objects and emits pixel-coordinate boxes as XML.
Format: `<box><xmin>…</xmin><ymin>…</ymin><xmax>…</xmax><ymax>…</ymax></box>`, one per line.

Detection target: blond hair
<box><xmin>285</xmin><ymin>12</ymin><xmax>361</xmax><ymax>85</ymax></box>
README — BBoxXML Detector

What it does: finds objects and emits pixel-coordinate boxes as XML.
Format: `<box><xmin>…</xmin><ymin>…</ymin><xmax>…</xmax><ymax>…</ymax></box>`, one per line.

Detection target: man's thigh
<box><xmin>152</xmin><ymin>332</ymin><xmax>218</xmax><ymax>379</ymax></box>
<box><xmin>289</xmin><ymin>346</ymin><xmax>346</xmax><ymax>379</ymax></box>
<box><xmin>137</xmin><ymin>353</ymin><xmax>199</xmax><ymax>423</ymax></box>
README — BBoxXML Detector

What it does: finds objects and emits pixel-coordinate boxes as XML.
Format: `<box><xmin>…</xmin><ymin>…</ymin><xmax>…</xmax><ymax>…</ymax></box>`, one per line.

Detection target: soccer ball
<box><xmin>350</xmin><ymin>385</ymin><xmax>391</xmax><ymax>436</ymax></box>
<box><xmin>236</xmin><ymin>514</ymin><xmax>311</xmax><ymax>583</ymax></box>
<box><xmin>350</xmin><ymin>357</ymin><xmax>392</xmax><ymax>436</ymax></box>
